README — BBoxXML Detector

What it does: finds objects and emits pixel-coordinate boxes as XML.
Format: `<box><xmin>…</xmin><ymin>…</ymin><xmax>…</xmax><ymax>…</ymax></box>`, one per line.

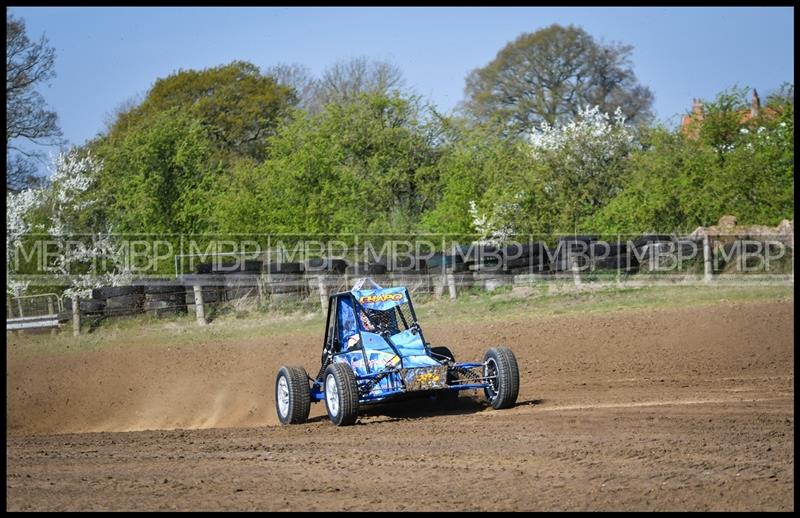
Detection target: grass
<box><xmin>6</xmin><ymin>282</ymin><xmax>793</xmax><ymax>357</ymax></box>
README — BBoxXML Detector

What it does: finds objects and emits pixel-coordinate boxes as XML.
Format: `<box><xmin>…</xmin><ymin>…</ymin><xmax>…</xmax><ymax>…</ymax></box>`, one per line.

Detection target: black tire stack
<box><xmin>304</xmin><ymin>257</ymin><xmax>348</xmax><ymax>275</ymax></box>
<box><xmin>549</xmin><ymin>235</ymin><xmax>598</xmax><ymax>272</ymax></box>
<box><xmin>427</xmin><ymin>252</ymin><xmax>467</xmax><ymax>273</ymax></box>
<box><xmin>79</xmin><ymin>298</ymin><xmax>106</xmax><ymax>317</ymax></box>
<box><xmin>500</xmin><ymin>242</ymin><xmax>548</xmax><ymax>274</ymax></box>
<box><xmin>91</xmin><ymin>286</ymin><xmax>145</xmax><ymax>317</ymax></box>
<box><xmin>344</xmin><ymin>262</ymin><xmax>387</xmax><ymax>275</ymax></box>
<box><xmin>391</xmin><ymin>255</ymin><xmax>431</xmax><ymax>290</ymax></box>
<box><xmin>344</xmin><ymin>262</ymin><xmax>391</xmax><ymax>290</ymax></box>
<box><xmin>457</xmin><ymin>244</ymin><xmax>501</xmax><ymax>272</ymax></box>
<box><xmin>180</xmin><ymin>262</ymin><xmax>226</xmax><ymax>306</ymax></box>
<box><xmin>304</xmin><ymin>258</ymin><xmax>348</xmax><ymax>299</ymax></box>
<box><xmin>267</xmin><ymin>262</ymin><xmax>305</xmax><ymax>302</ymax></box>
<box><xmin>632</xmin><ymin>234</ymin><xmax>674</xmax><ymax>272</ymax></box>
<box><xmin>136</xmin><ymin>280</ymin><xmax>188</xmax><ymax>318</ymax></box>
<box><xmin>392</xmin><ymin>256</ymin><xmax>428</xmax><ymax>274</ymax></box>
<box><xmin>590</xmin><ymin>241</ymin><xmax>638</xmax><ymax>272</ymax></box>
<box><xmin>219</xmin><ymin>260</ymin><xmax>262</xmax><ymax>301</ymax></box>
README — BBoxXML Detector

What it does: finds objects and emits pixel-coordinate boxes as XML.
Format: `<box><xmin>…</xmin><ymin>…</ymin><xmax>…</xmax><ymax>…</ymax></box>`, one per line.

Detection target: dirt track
<box><xmin>6</xmin><ymin>301</ymin><xmax>794</xmax><ymax>511</ymax></box>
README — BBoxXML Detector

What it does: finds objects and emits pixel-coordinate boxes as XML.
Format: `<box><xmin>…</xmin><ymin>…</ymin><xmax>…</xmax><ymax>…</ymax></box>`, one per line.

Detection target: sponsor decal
<box><xmin>359</xmin><ymin>293</ymin><xmax>404</xmax><ymax>305</ymax></box>
<box><xmin>414</xmin><ymin>371</ymin><xmax>441</xmax><ymax>384</ymax></box>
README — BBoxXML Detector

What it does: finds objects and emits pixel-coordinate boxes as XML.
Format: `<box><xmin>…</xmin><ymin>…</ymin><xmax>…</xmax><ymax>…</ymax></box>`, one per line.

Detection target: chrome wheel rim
<box><xmin>277</xmin><ymin>376</ymin><xmax>290</xmax><ymax>418</ymax></box>
<box><xmin>325</xmin><ymin>374</ymin><xmax>339</xmax><ymax>417</ymax></box>
<box><xmin>484</xmin><ymin>358</ymin><xmax>499</xmax><ymax>401</ymax></box>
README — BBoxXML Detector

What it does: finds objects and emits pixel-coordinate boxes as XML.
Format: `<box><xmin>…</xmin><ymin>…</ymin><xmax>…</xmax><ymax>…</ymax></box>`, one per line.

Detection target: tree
<box><xmin>264</xmin><ymin>62</ymin><xmax>320</xmax><ymax>113</ymax></box>
<box><xmin>6</xmin><ymin>12</ymin><xmax>63</xmax><ymax>192</ymax></box>
<box><xmin>213</xmin><ymin>92</ymin><xmax>438</xmax><ymax>236</ymax></box>
<box><xmin>105</xmin><ymin>61</ymin><xmax>296</xmax><ymax>162</ymax></box>
<box><xmin>688</xmin><ymin>86</ymin><xmax>751</xmax><ymax>159</ymax></box>
<box><xmin>592</xmin><ymin>102</ymin><xmax>794</xmax><ymax>233</ymax></box>
<box><xmin>96</xmin><ymin>110</ymin><xmax>223</xmax><ymax>236</ymax></box>
<box><xmin>6</xmin><ymin>148</ymin><xmax>136</xmax><ymax>298</ymax></box>
<box><xmin>462</xmin><ymin>24</ymin><xmax>653</xmax><ymax>135</ymax></box>
<box><xmin>528</xmin><ymin>105</ymin><xmax>637</xmax><ymax>232</ymax></box>
<box><xmin>422</xmin><ymin>120</ymin><xmax>543</xmax><ymax>238</ymax></box>
<box><xmin>316</xmin><ymin>57</ymin><xmax>406</xmax><ymax>106</ymax></box>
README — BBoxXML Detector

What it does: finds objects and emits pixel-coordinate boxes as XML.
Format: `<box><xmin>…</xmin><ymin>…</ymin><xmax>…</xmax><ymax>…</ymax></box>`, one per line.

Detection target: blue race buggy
<box><xmin>275</xmin><ymin>279</ymin><xmax>520</xmax><ymax>426</ymax></box>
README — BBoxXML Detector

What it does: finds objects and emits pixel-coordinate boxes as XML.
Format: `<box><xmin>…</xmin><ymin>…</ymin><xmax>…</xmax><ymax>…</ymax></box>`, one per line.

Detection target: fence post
<box><xmin>447</xmin><ymin>272</ymin><xmax>457</xmax><ymax>300</ymax></box>
<box><xmin>16</xmin><ymin>297</ymin><xmax>24</xmax><ymax>319</ymax></box>
<box><xmin>47</xmin><ymin>297</ymin><xmax>56</xmax><ymax>335</ymax></box>
<box><xmin>193</xmin><ymin>285</ymin><xmax>206</xmax><ymax>326</ymax></box>
<box><xmin>256</xmin><ymin>275</ymin><xmax>265</xmax><ymax>307</ymax></box>
<box><xmin>72</xmin><ymin>296</ymin><xmax>81</xmax><ymax>337</ymax></box>
<box><xmin>703</xmin><ymin>235</ymin><xmax>713</xmax><ymax>283</ymax></box>
<box><xmin>318</xmin><ymin>275</ymin><xmax>328</xmax><ymax>313</ymax></box>
<box><xmin>616</xmin><ymin>235</ymin><xmax>623</xmax><ymax>288</ymax></box>
<box><xmin>571</xmin><ymin>255</ymin><xmax>583</xmax><ymax>288</ymax></box>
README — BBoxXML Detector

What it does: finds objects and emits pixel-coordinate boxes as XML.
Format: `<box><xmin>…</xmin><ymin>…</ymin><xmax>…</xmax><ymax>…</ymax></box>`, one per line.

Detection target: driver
<box><xmin>345</xmin><ymin>309</ymin><xmax>376</xmax><ymax>351</ymax></box>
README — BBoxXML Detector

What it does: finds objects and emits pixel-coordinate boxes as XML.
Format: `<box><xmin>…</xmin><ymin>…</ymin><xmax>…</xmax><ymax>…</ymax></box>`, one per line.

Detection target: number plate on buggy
<box><xmin>399</xmin><ymin>366</ymin><xmax>448</xmax><ymax>391</ymax></box>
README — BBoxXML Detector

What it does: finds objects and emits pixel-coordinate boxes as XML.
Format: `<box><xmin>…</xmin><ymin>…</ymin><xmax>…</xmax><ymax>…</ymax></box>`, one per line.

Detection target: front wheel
<box><xmin>483</xmin><ymin>347</ymin><xmax>520</xmax><ymax>409</ymax></box>
<box><xmin>275</xmin><ymin>366</ymin><xmax>311</xmax><ymax>425</ymax></box>
<box><xmin>323</xmin><ymin>363</ymin><xmax>360</xmax><ymax>426</ymax></box>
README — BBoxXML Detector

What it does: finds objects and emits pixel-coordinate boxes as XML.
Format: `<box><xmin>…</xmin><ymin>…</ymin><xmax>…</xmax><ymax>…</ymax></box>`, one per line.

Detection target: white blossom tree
<box><xmin>527</xmin><ymin>104</ymin><xmax>636</xmax><ymax>231</ymax></box>
<box><xmin>7</xmin><ymin>184</ymin><xmax>41</xmax><ymax>297</ymax></box>
<box><xmin>6</xmin><ymin>148</ymin><xmax>133</xmax><ymax>299</ymax></box>
<box><xmin>468</xmin><ymin>198</ymin><xmax>520</xmax><ymax>246</ymax></box>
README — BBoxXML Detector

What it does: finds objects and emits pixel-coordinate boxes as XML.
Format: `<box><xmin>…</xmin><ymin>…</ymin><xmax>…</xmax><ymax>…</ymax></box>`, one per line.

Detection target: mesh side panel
<box><xmin>359</xmin><ymin>302</ymin><xmax>415</xmax><ymax>334</ymax></box>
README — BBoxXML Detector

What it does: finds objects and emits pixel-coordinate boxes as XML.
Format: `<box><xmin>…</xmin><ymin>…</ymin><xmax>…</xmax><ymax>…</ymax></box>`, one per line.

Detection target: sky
<box><xmin>8</xmin><ymin>6</ymin><xmax>795</xmax><ymax>167</ymax></box>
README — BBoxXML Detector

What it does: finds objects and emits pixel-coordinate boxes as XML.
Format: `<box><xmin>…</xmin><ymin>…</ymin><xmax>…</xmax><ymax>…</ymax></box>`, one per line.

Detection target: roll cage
<box><xmin>320</xmin><ymin>288</ymin><xmax>428</xmax><ymax>373</ymax></box>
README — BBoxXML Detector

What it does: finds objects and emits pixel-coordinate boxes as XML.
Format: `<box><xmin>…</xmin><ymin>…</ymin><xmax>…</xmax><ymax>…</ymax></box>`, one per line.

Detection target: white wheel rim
<box><xmin>325</xmin><ymin>374</ymin><xmax>339</xmax><ymax>417</ymax></box>
<box><xmin>277</xmin><ymin>376</ymin><xmax>290</xmax><ymax>417</ymax></box>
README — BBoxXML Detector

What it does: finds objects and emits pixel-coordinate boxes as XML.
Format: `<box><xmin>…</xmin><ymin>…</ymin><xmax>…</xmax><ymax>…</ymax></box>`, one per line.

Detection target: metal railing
<box><xmin>6</xmin><ymin>293</ymin><xmax>64</xmax><ymax>331</ymax></box>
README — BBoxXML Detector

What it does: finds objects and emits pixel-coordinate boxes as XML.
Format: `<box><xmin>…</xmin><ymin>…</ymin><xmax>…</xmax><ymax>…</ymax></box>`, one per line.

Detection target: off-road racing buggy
<box><xmin>275</xmin><ymin>279</ymin><xmax>520</xmax><ymax>426</ymax></box>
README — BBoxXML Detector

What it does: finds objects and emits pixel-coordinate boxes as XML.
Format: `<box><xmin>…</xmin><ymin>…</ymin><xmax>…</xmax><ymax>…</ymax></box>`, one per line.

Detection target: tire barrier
<box><xmin>81</xmin><ymin>299</ymin><xmax>106</xmax><ymax>314</ymax></box>
<box><xmin>269</xmin><ymin>273</ymin><xmax>305</xmax><ymax>295</ymax></box>
<box><xmin>392</xmin><ymin>256</ymin><xmax>428</xmax><ymax>273</ymax></box>
<box><xmin>304</xmin><ymin>257</ymin><xmax>347</xmax><ymax>274</ymax></box>
<box><xmin>344</xmin><ymin>263</ymin><xmax>387</xmax><ymax>275</ymax></box>
<box><xmin>62</xmin><ymin>233</ymin><xmax>735</xmax><ymax>326</ymax></box>
<box><xmin>134</xmin><ymin>279</ymin><xmax>189</xmax><ymax>318</ymax></box>
<box><xmin>104</xmin><ymin>292</ymin><xmax>145</xmax><ymax>317</ymax></box>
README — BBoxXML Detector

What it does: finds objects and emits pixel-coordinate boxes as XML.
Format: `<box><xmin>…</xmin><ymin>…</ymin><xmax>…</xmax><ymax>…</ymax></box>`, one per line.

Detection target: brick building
<box><xmin>680</xmin><ymin>89</ymin><xmax>776</xmax><ymax>138</ymax></box>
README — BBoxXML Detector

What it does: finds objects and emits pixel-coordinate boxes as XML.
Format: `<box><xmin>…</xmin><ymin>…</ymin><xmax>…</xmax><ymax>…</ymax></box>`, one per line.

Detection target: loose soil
<box><xmin>6</xmin><ymin>300</ymin><xmax>794</xmax><ymax>511</ymax></box>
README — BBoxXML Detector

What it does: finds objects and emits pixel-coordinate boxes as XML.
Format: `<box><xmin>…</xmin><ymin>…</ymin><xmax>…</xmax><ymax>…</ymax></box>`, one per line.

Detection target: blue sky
<box><xmin>8</xmin><ymin>6</ymin><xmax>795</xmax><ymax>157</ymax></box>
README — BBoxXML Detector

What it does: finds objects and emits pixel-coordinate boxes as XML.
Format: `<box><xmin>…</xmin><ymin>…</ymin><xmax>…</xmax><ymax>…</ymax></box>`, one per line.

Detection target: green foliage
<box><xmin>214</xmin><ymin>93</ymin><xmax>439</xmax><ymax>237</ymax></box>
<box><xmin>695</xmin><ymin>86</ymin><xmax>751</xmax><ymax>157</ymax></box>
<box><xmin>96</xmin><ymin>110</ymin><xmax>223</xmax><ymax>235</ymax></box>
<box><xmin>22</xmin><ymin>74</ymin><xmax>793</xmax><ymax>258</ymax></box>
<box><xmin>107</xmin><ymin>61</ymin><xmax>296</xmax><ymax>161</ymax></box>
<box><xmin>589</xmin><ymin>128</ymin><xmax>715</xmax><ymax>233</ymax></box>
<box><xmin>591</xmin><ymin>105</ymin><xmax>794</xmax><ymax>233</ymax></box>
<box><xmin>422</xmin><ymin>122</ymin><xmax>545</xmax><ymax>238</ymax></box>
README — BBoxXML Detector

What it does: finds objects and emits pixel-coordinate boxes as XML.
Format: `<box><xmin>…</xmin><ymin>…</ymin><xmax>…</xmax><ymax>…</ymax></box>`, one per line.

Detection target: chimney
<box><xmin>692</xmin><ymin>98</ymin><xmax>704</xmax><ymax>118</ymax></box>
<box><xmin>751</xmin><ymin>89</ymin><xmax>761</xmax><ymax>118</ymax></box>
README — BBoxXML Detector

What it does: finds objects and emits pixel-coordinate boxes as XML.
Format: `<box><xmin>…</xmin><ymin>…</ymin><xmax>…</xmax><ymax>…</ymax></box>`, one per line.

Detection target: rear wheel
<box><xmin>275</xmin><ymin>366</ymin><xmax>311</xmax><ymax>425</ymax></box>
<box><xmin>483</xmin><ymin>347</ymin><xmax>520</xmax><ymax>409</ymax></box>
<box><xmin>324</xmin><ymin>363</ymin><xmax>360</xmax><ymax>426</ymax></box>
